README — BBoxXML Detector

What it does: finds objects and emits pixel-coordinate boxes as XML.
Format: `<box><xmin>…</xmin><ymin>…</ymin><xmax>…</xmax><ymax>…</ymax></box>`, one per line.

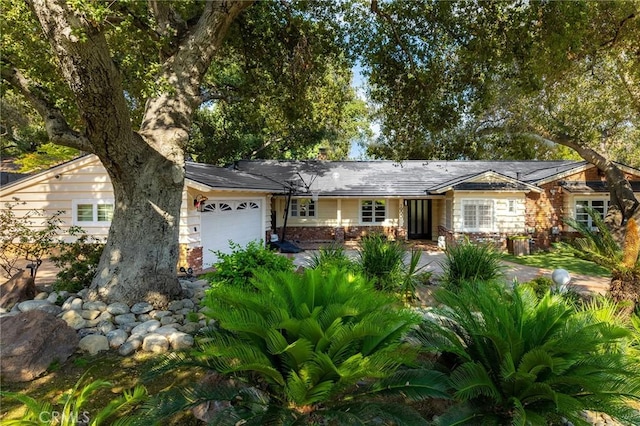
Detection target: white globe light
<box><xmin>551</xmin><ymin>269</ymin><xmax>571</xmax><ymax>287</ymax></box>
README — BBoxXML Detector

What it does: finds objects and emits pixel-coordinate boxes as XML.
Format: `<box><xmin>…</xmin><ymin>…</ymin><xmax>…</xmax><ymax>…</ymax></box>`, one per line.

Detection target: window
<box><xmin>575</xmin><ymin>198</ymin><xmax>609</xmax><ymax>229</ymax></box>
<box><xmin>291</xmin><ymin>199</ymin><xmax>315</xmax><ymax>217</ymax></box>
<box><xmin>462</xmin><ymin>200</ymin><xmax>494</xmax><ymax>231</ymax></box>
<box><xmin>73</xmin><ymin>200</ymin><xmax>114</xmax><ymax>225</ymax></box>
<box><xmin>508</xmin><ymin>200</ymin><xmax>516</xmax><ymax>213</ymax></box>
<box><xmin>361</xmin><ymin>200</ymin><xmax>386</xmax><ymax>223</ymax></box>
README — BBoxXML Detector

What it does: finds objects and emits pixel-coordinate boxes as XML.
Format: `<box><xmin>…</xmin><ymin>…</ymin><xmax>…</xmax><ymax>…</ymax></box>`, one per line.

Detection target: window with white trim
<box><xmin>508</xmin><ymin>199</ymin><xmax>516</xmax><ymax>213</ymax></box>
<box><xmin>575</xmin><ymin>198</ymin><xmax>609</xmax><ymax>229</ymax></box>
<box><xmin>291</xmin><ymin>199</ymin><xmax>315</xmax><ymax>217</ymax></box>
<box><xmin>361</xmin><ymin>200</ymin><xmax>386</xmax><ymax>223</ymax></box>
<box><xmin>73</xmin><ymin>200</ymin><xmax>114</xmax><ymax>225</ymax></box>
<box><xmin>462</xmin><ymin>200</ymin><xmax>494</xmax><ymax>231</ymax></box>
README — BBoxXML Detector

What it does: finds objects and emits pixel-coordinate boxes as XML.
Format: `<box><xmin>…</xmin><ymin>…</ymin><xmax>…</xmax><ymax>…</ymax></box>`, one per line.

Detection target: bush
<box><xmin>417</xmin><ymin>281</ymin><xmax>640</xmax><ymax>425</ymax></box>
<box><xmin>144</xmin><ymin>268</ymin><xmax>448</xmax><ymax>424</ymax></box>
<box><xmin>305</xmin><ymin>242</ymin><xmax>354</xmax><ymax>271</ymax></box>
<box><xmin>51</xmin><ymin>227</ymin><xmax>104</xmax><ymax>293</ymax></box>
<box><xmin>439</xmin><ymin>239</ymin><xmax>503</xmax><ymax>291</ymax></box>
<box><xmin>521</xmin><ymin>276</ymin><xmax>554</xmax><ymax>298</ymax></box>
<box><xmin>208</xmin><ymin>240</ymin><xmax>294</xmax><ymax>286</ymax></box>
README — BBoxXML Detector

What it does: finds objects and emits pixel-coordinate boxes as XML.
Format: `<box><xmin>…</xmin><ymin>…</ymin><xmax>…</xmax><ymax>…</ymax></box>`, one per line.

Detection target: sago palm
<box><xmin>416</xmin><ymin>281</ymin><xmax>640</xmax><ymax>425</ymax></box>
<box><xmin>142</xmin><ymin>268</ymin><xmax>449</xmax><ymax>425</ymax></box>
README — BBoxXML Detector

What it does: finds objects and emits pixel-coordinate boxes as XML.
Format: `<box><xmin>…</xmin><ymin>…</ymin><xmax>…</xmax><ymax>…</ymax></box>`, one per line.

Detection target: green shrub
<box><xmin>521</xmin><ymin>276</ymin><xmax>554</xmax><ymax>298</ymax></box>
<box><xmin>144</xmin><ymin>268</ymin><xmax>448</xmax><ymax>424</ymax></box>
<box><xmin>417</xmin><ymin>281</ymin><xmax>640</xmax><ymax>425</ymax></box>
<box><xmin>51</xmin><ymin>227</ymin><xmax>104</xmax><ymax>293</ymax></box>
<box><xmin>357</xmin><ymin>234</ymin><xmax>406</xmax><ymax>291</ymax></box>
<box><xmin>439</xmin><ymin>239</ymin><xmax>503</xmax><ymax>291</ymax></box>
<box><xmin>208</xmin><ymin>240</ymin><xmax>294</xmax><ymax>286</ymax></box>
<box><xmin>305</xmin><ymin>242</ymin><xmax>354</xmax><ymax>271</ymax></box>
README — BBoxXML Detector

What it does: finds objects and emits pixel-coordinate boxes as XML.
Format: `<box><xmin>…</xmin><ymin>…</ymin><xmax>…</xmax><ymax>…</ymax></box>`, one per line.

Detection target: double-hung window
<box><xmin>361</xmin><ymin>200</ymin><xmax>386</xmax><ymax>223</ymax></box>
<box><xmin>462</xmin><ymin>199</ymin><xmax>494</xmax><ymax>232</ymax></box>
<box><xmin>73</xmin><ymin>200</ymin><xmax>114</xmax><ymax>225</ymax></box>
<box><xmin>291</xmin><ymin>199</ymin><xmax>315</xmax><ymax>217</ymax></box>
<box><xmin>575</xmin><ymin>198</ymin><xmax>609</xmax><ymax>229</ymax></box>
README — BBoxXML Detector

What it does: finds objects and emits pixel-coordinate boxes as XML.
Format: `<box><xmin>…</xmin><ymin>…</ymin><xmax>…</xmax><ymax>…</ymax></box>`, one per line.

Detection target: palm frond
<box><xmin>450</xmin><ymin>362</ymin><xmax>501</xmax><ymax>402</ymax></box>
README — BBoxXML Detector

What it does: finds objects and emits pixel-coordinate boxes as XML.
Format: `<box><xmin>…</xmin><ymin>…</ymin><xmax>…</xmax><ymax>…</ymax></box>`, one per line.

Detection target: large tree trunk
<box><xmin>89</xmin><ymin>148</ymin><xmax>184</xmax><ymax>305</ymax></box>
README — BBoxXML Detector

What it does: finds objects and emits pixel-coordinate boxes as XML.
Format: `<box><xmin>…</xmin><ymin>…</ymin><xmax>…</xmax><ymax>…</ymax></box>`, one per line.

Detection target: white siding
<box><xmin>452</xmin><ymin>192</ymin><xmax>526</xmax><ymax>234</ymax></box>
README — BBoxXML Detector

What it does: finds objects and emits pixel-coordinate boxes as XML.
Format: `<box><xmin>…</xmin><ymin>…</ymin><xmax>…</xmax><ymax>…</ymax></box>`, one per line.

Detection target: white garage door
<box><xmin>200</xmin><ymin>200</ymin><xmax>263</xmax><ymax>268</ymax></box>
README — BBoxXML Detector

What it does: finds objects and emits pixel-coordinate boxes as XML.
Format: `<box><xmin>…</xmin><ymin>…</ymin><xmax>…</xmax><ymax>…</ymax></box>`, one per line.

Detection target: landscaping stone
<box><xmin>142</xmin><ymin>334</ymin><xmax>169</xmax><ymax>353</ymax></box>
<box><xmin>137</xmin><ymin>313</ymin><xmax>152</xmax><ymax>322</ymax></box>
<box><xmin>114</xmin><ymin>313</ymin><xmax>137</xmax><ymax>325</ymax></box>
<box><xmin>61</xmin><ymin>296</ymin><xmax>77</xmax><ymax>311</ymax></box>
<box><xmin>83</xmin><ymin>301</ymin><xmax>107</xmax><ymax>311</ymax></box>
<box><xmin>150</xmin><ymin>310</ymin><xmax>172</xmax><ymax>319</ymax></box>
<box><xmin>61</xmin><ymin>310</ymin><xmax>87</xmax><ymax>330</ymax></box>
<box><xmin>46</xmin><ymin>292</ymin><xmax>59</xmax><ymax>304</ymax></box>
<box><xmin>168</xmin><ymin>300</ymin><xmax>184</xmax><ymax>311</ymax></box>
<box><xmin>119</xmin><ymin>322</ymin><xmax>141</xmax><ymax>333</ymax></box>
<box><xmin>77</xmin><ymin>328</ymin><xmax>100</xmax><ymax>339</ymax></box>
<box><xmin>106</xmin><ymin>329</ymin><xmax>128</xmax><ymax>348</ymax></box>
<box><xmin>130</xmin><ymin>302</ymin><xmax>153</xmax><ymax>314</ymax></box>
<box><xmin>69</xmin><ymin>297</ymin><xmax>84</xmax><ymax>311</ymax></box>
<box><xmin>0</xmin><ymin>310</ymin><xmax>78</xmax><ymax>382</ymax></box>
<box><xmin>36</xmin><ymin>304</ymin><xmax>62</xmax><ymax>316</ymax></box>
<box><xmin>168</xmin><ymin>332</ymin><xmax>194</xmax><ymax>350</ymax></box>
<box><xmin>81</xmin><ymin>309</ymin><xmax>101</xmax><ymax>320</ymax></box>
<box><xmin>96</xmin><ymin>311</ymin><xmax>113</xmax><ymax>322</ymax></box>
<box><xmin>96</xmin><ymin>320</ymin><xmax>115</xmax><ymax>334</ymax></box>
<box><xmin>160</xmin><ymin>316</ymin><xmax>177</xmax><ymax>326</ymax></box>
<box><xmin>130</xmin><ymin>320</ymin><xmax>160</xmax><ymax>337</ymax></box>
<box><xmin>107</xmin><ymin>302</ymin><xmax>129</xmax><ymax>315</ymax></box>
<box><xmin>179</xmin><ymin>322</ymin><xmax>201</xmax><ymax>334</ymax></box>
<box><xmin>17</xmin><ymin>300</ymin><xmax>52</xmax><ymax>312</ymax></box>
<box><xmin>0</xmin><ymin>270</ymin><xmax>36</xmax><ymax>309</ymax></box>
<box><xmin>79</xmin><ymin>335</ymin><xmax>109</xmax><ymax>355</ymax></box>
<box><xmin>34</xmin><ymin>292</ymin><xmax>49</xmax><ymax>300</ymax></box>
<box><xmin>118</xmin><ymin>339</ymin><xmax>141</xmax><ymax>356</ymax></box>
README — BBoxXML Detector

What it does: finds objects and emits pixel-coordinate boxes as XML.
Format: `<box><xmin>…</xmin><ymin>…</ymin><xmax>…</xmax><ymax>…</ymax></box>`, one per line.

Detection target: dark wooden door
<box><xmin>407</xmin><ymin>199</ymin><xmax>432</xmax><ymax>240</ymax></box>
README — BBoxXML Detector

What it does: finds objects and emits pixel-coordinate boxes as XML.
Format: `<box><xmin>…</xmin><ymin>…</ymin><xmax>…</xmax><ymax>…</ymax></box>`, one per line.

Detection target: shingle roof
<box><xmin>186</xmin><ymin>162</ymin><xmax>284</xmax><ymax>192</ymax></box>
<box><xmin>232</xmin><ymin>160</ymin><xmax>586</xmax><ymax>197</ymax></box>
<box><xmin>560</xmin><ymin>180</ymin><xmax>640</xmax><ymax>193</ymax></box>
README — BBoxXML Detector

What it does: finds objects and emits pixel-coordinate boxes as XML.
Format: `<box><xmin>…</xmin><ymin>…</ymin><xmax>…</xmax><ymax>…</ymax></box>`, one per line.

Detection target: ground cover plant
<box><xmin>51</xmin><ymin>227</ymin><xmax>104</xmax><ymax>293</ymax></box>
<box><xmin>141</xmin><ymin>268</ymin><xmax>449</xmax><ymax>424</ymax></box>
<box><xmin>416</xmin><ymin>280</ymin><xmax>640</xmax><ymax>425</ymax></box>
<box><xmin>502</xmin><ymin>245</ymin><xmax>611</xmax><ymax>278</ymax></box>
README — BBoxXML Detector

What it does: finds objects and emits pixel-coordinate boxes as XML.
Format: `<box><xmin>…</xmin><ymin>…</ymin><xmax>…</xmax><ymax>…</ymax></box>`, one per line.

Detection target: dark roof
<box><xmin>560</xmin><ymin>180</ymin><xmax>640</xmax><ymax>193</ymax></box>
<box><xmin>1</xmin><ymin>172</ymin><xmax>29</xmax><ymax>186</ymax></box>
<box><xmin>185</xmin><ymin>162</ymin><xmax>284</xmax><ymax>192</ymax></box>
<box><xmin>233</xmin><ymin>160</ymin><xmax>586</xmax><ymax>197</ymax></box>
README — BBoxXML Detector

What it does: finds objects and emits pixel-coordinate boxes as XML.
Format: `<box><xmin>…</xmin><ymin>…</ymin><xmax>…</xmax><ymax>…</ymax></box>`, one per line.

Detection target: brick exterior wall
<box><xmin>178</xmin><ymin>245</ymin><xmax>203</xmax><ymax>272</ymax></box>
<box><xmin>274</xmin><ymin>225</ymin><xmax>406</xmax><ymax>243</ymax></box>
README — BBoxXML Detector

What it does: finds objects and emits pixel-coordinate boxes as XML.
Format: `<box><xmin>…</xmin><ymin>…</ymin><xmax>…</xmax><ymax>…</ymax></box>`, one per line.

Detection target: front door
<box><xmin>407</xmin><ymin>199</ymin><xmax>432</xmax><ymax>240</ymax></box>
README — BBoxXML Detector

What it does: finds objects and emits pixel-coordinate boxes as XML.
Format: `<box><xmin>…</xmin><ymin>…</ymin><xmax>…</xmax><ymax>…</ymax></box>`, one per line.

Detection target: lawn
<box><xmin>502</xmin><ymin>247</ymin><xmax>611</xmax><ymax>278</ymax></box>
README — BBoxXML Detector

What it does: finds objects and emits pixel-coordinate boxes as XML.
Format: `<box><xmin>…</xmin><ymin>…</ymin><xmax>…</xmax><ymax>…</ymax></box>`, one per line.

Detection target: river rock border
<box><xmin>0</xmin><ymin>279</ymin><xmax>210</xmax><ymax>356</ymax></box>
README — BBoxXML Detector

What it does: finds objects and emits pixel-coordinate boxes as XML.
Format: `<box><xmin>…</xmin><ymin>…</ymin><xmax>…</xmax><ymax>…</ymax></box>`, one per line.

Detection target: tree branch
<box><xmin>1</xmin><ymin>65</ymin><xmax>91</xmax><ymax>152</ymax></box>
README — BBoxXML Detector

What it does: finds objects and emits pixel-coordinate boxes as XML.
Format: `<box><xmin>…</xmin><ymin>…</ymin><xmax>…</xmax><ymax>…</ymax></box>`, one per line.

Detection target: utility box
<box><xmin>507</xmin><ymin>236</ymin><xmax>530</xmax><ymax>256</ymax></box>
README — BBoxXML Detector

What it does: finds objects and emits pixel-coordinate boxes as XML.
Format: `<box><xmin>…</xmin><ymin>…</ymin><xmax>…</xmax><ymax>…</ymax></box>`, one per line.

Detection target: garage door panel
<box><xmin>201</xmin><ymin>200</ymin><xmax>263</xmax><ymax>267</ymax></box>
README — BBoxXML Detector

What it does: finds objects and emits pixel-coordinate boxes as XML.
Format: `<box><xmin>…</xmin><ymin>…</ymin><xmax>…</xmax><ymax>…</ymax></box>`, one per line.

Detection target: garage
<box><xmin>200</xmin><ymin>199</ymin><xmax>264</xmax><ymax>267</ymax></box>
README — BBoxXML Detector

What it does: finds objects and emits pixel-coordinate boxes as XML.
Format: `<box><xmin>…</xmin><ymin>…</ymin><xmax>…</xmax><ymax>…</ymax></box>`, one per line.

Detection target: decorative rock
<box><xmin>153</xmin><ymin>325</ymin><xmax>178</xmax><ymax>336</ymax></box>
<box><xmin>160</xmin><ymin>316</ymin><xmax>177</xmax><ymax>326</ymax></box>
<box><xmin>96</xmin><ymin>320</ymin><xmax>116</xmax><ymax>334</ymax></box>
<box><xmin>168</xmin><ymin>332</ymin><xmax>194</xmax><ymax>350</ymax></box>
<box><xmin>142</xmin><ymin>334</ymin><xmax>169</xmax><ymax>353</ymax></box>
<box><xmin>77</xmin><ymin>289</ymin><xmax>89</xmax><ymax>298</ymax></box>
<box><xmin>178</xmin><ymin>308</ymin><xmax>194</xmax><ymax>316</ymax></box>
<box><xmin>114</xmin><ymin>313</ymin><xmax>137</xmax><ymax>325</ymax></box>
<box><xmin>83</xmin><ymin>301</ymin><xmax>107</xmax><ymax>311</ymax></box>
<box><xmin>17</xmin><ymin>300</ymin><xmax>52</xmax><ymax>312</ymax></box>
<box><xmin>85</xmin><ymin>318</ymin><xmax>101</xmax><ymax>328</ymax></box>
<box><xmin>137</xmin><ymin>313</ymin><xmax>152</xmax><ymax>322</ymax></box>
<box><xmin>78</xmin><ymin>335</ymin><xmax>109</xmax><ymax>355</ymax></box>
<box><xmin>0</xmin><ymin>270</ymin><xmax>36</xmax><ymax>309</ymax></box>
<box><xmin>96</xmin><ymin>311</ymin><xmax>113</xmax><ymax>322</ymax></box>
<box><xmin>118</xmin><ymin>340</ymin><xmax>141</xmax><ymax>356</ymax></box>
<box><xmin>130</xmin><ymin>320</ymin><xmax>160</xmax><ymax>337</ymax></box>
<box><xmin>150</xmin><ymin>310</ymin><xmax>172</xmax><ymax>319</ymax></box>
<box><xmin>168</xmin><ymin>300</ymin><xmax>184</xmax><ymax>312</ymax></box>
<box><xmin>81</xmin><ymin>310</ymin><xmax>101</xmax><ymax>320</ymax></box>
<box><xmin>61</xmin><ymin>296</ymin><xmax>76</xmax><ymax>311</ymax></box>
<box><xmin>70</xmin><ymin>298</ymin><xmax>84</xmax><ymax>311</ymax></box>
<box><xmin>181</xmin><ymin>299</ymin><xmax>195</xmax><ymax>309</ymax></box>
<box><xmin>172</xmin><ymin>314</ymin><xmax>185</xmax><ymax>323</ymax></box>
<box><xmin>106</xmin><ymin>329</ymin><xmax>128</xmax><ymax>348</ymax></box>
<box><xmin>34</xmin><ymin>292</ymin><xmax>49</xmax><ymax>300</ymax></box>
<box><xmin>119</xmin><ymin>322</ymin><xmax>141</xmax><ymax>333</ymax></box>
<box><xmin>77</xmin><ymin>328</ymin><xmax>100</xmax><ymax>339</ymax></box>
<box><xmin>179</xmin><ymin>322</ymin><xmax>201</xmax><ymax>334</ymax></box>
<box><xmin>61</xmin><ymin>310</ymin><xmax>87</xmax><ymax>330</ymax></box>
<box><xmin>130</xmin><ymin>302</ymin><xmax>153</xmax><ymax>315</ymax></box>
<box><xmin>0</xmin><ymin>310</ymin><xmax>78</xmax><ymax>382</ymax></box>
<box><xmin>46</xmin><ymin>292</ymin><xmax>59</xmax><ymax>304</ymax></box>
<box><xmin>58</xmin><ymin>290</ymin><xmax>69</xmax><ymax>299</ymax></box>
<box><xmin>107</xmin><ymin>302</ymin><xmax>129</xmax><ymax>315</ymax></box>
<box><xmin>36</xmin><ymin>304</ymin><xmax>62</xmax><ymax>316</ymax></box>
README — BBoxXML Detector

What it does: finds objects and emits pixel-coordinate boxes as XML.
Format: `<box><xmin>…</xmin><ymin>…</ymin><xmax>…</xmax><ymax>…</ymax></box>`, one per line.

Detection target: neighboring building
<box><xmin>2</xmin><ymin>155</ymin><xmax>639</xmax><ymax>271</ymax></box>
